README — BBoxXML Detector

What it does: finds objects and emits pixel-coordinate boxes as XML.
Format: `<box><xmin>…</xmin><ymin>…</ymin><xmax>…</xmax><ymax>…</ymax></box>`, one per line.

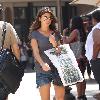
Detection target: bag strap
<box><xmin>1</xmin><ymin>22</ymin><xmax>6</xmax><ymax>49</ymax></box>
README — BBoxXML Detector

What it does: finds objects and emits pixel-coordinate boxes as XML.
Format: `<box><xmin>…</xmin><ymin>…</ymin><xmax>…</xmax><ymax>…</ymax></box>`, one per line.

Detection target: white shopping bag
<box><xmin>44</xmin><ymin>44</ymin><xmax>84</xmax><ymax>86</ymax></box>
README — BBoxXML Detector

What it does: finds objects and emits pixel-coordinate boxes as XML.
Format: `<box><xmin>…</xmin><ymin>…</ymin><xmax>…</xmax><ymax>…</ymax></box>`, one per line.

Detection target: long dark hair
<box><xmin>29</xmin><ymin>7</ymin><xmax>57</xmax><ymax>33</ymax></box>
<box><xmin>70</xmin><ymin>16</ymin><xmax>86</xmax><ymax>42</ymax></box>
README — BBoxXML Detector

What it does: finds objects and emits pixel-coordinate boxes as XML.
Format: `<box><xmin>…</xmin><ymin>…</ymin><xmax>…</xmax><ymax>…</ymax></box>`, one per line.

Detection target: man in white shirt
<box><xmin>85</xmin><ymin>10</ymin><xmax>100</xmax><ymax>99</ymax></box>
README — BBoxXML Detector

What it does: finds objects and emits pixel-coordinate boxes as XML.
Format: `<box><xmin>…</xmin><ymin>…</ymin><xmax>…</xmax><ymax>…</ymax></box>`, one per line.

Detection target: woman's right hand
<box><xmin>49</xmin><ymin>34</ymin><xmax>57</xmax><ymax>48</ymax></box>
<box><xmin>41</xmin><ymin>63</ymin><xmax>51</xmax><ymax>71</ymax></box>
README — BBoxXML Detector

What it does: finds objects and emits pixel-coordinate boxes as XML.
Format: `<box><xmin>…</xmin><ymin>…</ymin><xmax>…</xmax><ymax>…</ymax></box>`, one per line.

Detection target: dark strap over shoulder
<box><xmin>1</xmin><ymin>22</ymin><xmax>6</xmax><ymax>49</ymax></box>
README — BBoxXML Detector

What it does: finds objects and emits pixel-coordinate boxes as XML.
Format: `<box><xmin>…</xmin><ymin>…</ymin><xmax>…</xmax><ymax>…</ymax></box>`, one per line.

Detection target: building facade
<box><xmin>0</xmin><ymin>0</ymin><xmax>95</xmax><ymax>42</ymax></box>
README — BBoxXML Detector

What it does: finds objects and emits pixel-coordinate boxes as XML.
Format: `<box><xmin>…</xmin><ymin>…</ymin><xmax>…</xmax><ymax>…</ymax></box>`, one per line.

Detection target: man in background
<box><xmin>85</xmin><ymin>10</ymin><xmax>100</xmax><ymax>99</ymax></box>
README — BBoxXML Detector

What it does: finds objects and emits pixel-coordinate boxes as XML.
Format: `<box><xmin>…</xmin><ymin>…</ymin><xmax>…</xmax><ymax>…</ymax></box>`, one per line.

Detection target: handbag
<box><xmin>0</xmin><ymin>22</ymin><xmax>24</xmax><ymax>94</ymax></box>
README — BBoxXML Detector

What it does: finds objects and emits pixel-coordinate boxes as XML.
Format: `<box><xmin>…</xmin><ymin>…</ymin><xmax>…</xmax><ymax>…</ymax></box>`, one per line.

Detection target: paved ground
<box><xmin>8</xmin><ymin>69</ymin><xmax>99</xmax><ymax>100</ymax></box>
<box><xmin>72</xmin><ymin>79</ymin><xmax>99</xmax><ymax>100</ymax></box>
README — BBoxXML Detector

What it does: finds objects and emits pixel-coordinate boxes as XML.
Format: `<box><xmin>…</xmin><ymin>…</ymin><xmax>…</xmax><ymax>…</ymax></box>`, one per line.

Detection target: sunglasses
<box><xmin>43</xmin><ymin>16</ymin><xmax>53</xmax><ymax>20</ymax></box>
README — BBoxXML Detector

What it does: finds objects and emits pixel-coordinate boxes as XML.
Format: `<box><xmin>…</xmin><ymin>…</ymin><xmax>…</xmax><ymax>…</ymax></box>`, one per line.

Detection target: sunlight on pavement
<box><xmin>8</xmin><ymin>73</ymin><xmax>41</xmax><ymax>100</ymax></box>
<box><xmin>8</xmin><ymin>71</ymin><xmax>99</xmax><ymax>100</ymax></box>
<box><xmin>8</xmin><ymin>72</ymin><xmax>55</xmax><ymax>100</ymax></box>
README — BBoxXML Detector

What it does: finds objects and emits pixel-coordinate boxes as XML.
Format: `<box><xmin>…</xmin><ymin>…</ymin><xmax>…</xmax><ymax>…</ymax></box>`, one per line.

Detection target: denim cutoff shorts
<box><xmin>36</xmin><ymin>65</ymin><xmax>63</xmax><ymax>88</ymax></box>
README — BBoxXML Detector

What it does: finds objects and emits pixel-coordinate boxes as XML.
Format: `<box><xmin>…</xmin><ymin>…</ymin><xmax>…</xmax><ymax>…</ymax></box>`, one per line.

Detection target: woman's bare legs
<box><xmin>39</xmin><ymin>83</ymin><xmax>51</xmax><ymax>100</ymax></box>
<box><xmin>54</xmin><ymin>85</ymin><xmax>65</xmax><ymax>100</ymax></box>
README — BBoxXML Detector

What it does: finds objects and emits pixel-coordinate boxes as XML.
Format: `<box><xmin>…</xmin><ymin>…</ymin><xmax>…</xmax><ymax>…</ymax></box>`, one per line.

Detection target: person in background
<box><xmin>63</xmin><ymin>16</ymin><xmax>87</xmax><ymax>100</ymax></box>
<box><xmin>63</xmin><ymin>27</ymin><xmax>69</xmax><ymax>36</ymax></box>
<box><xmin>30</xmin><ymin>7</ymin><xmax>65</xmax><ymax>100</ymax></box>
<box><xmin>85</xmin><ymin>10</ymin><xmax>100</xmax><ymax>100</ymax></box>
<box><xmin>0</xmin><ymin>6</ymin><xmax>20</xmax><ymax>100</ymax></box>
<box><xmin>83</xmin><ymin>20</ymin><xmax>92</xmax><ymax>79</ymax></box>
<box><xmin>19</xmin><ymin>41</ymin><xmax>28</xmax><ymax>69</ymax></box>
<box><xmin>26</xmin><ymin>42</ymin><xmax>35</xmax><ymax>71</ymax></box>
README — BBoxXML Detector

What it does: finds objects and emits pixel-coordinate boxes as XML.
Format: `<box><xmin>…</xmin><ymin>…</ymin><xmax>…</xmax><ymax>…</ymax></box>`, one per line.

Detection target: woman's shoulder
<box><xmin>31</xmin><ymin>30</ymin><xmax>39</xmax><ymax>39</ymax></box>
<box><xmin>31</xmin><ymin>30</ymin><xmax>38</xmax><ymax>34</ymax></box>
<box><xmin>31</xmin><ymin>30</ymin><xmax>40</xmax><ymax>36</ymax></box>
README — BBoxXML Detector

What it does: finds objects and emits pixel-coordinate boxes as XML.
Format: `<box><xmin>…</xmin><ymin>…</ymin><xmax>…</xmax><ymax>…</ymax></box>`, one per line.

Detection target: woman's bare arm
<box><xmin>12</xmin><ymin>43</ymin><xmax>20</xmax><ymax>61</ymax></box>
<box><xmin>93</xmin><ymin>28</ymin><xmax>100</xmax><ymax>59</ymax></box>
<box><xmin>63</xmin><ymin>29</ymin><xmax>78</xmax><ymax>44</ymax></box>
<box><xmin>31</xmin><ymin>39</ymin><xmax>50</xmax><ymax>71</ymax></box>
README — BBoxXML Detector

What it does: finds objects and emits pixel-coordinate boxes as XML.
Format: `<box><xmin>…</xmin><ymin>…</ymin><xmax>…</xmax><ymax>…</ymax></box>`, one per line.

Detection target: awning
<box><xmin>87</xmin><ymin>7</ymin><xmax>100</xmax><ymax>15</ymax></box>
<box><xmin>70</xmin><ymin>0</ymin><xmax>100</xmax><ymax>7</ymax></box>
<box><xmin>69</xmin><ymin>0</ymin><xmax>99</xmax><ymax>16</ymax></box>
<box><xmin>75</xmin><ymin>4</ymin><xmax>97</xmax><ymax>15</ymax></box>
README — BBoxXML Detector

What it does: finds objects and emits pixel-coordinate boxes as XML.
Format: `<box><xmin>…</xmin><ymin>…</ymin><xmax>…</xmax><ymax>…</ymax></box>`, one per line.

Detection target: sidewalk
<box><xmin>71</xmin><ymin>71</ymin><xmax>99</xmax><ymax>100</ymax></box>
<box><xmin>71</xmin><ymin>79</ymin><xmax>99</xmax><ymax>100</ymax></box>
<box><xmin>8</xmin><ymin>70</ymin><xmax>99</xmax><ymax>100</ymax></box>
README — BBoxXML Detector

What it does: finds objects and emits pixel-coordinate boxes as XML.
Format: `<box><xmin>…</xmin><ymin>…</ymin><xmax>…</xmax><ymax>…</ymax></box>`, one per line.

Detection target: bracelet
<box><xmin>55</xmin><ymin>47</ymin><xmax>59</xmax><ymax>50</ymax></box>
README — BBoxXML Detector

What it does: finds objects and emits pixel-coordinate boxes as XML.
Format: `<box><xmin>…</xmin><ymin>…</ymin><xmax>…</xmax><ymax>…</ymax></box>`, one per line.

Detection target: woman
<box><xmin>30</xmin><ymin>7</ymin><xmax>65</xmax><ymax>100</ymax></box>
<box><xmin>63</xmin><ymin>16</ymin><xmax>87</xmax><ymax>100</ymax></box>
<box><xmin>0</xmin><ymin>9</ymin><xmax>20</xmax><ymax>100</ymax></box>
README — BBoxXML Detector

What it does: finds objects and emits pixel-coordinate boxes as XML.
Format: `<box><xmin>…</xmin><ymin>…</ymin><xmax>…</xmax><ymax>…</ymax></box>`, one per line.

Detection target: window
<box><xmin>14</xmin><ymin>7</ymin><xmax>26</xmax><ymax>19</ymax></box>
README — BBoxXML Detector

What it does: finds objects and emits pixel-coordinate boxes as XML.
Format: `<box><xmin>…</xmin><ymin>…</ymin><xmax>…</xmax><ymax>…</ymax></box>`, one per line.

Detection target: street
<box><xmin>8</xmin><ymin>69</ymin><xmax>99</xmax><ymax>100</ymax></box>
